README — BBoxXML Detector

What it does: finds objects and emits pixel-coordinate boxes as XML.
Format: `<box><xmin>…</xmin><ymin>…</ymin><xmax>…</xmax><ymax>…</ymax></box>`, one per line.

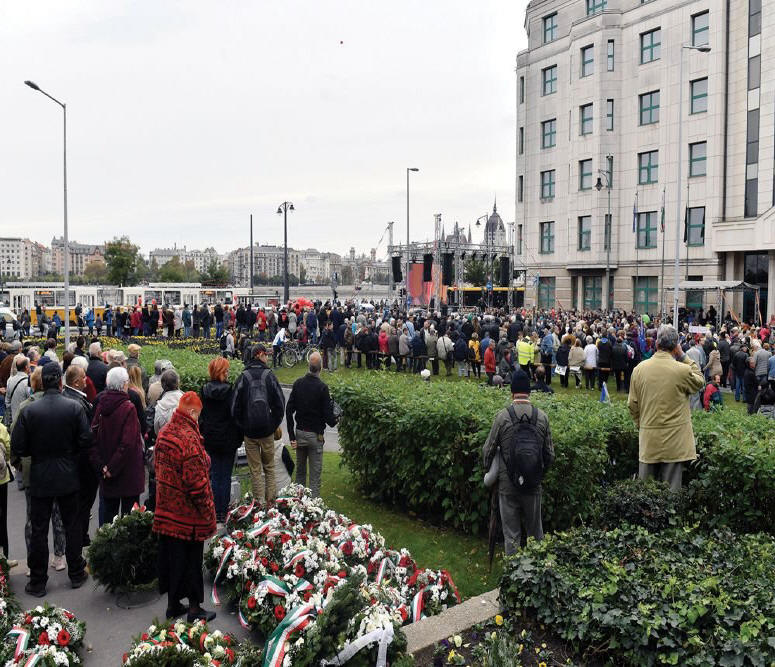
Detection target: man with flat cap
<box><xmin>482</xmin><ymin>370</ymin><xmax>554</xmax><ymax>556</ymax></box>
<box><xmin>11</xmin><ymin>362</ymin><xmax>90</xmax><ymax>596</ymax></box>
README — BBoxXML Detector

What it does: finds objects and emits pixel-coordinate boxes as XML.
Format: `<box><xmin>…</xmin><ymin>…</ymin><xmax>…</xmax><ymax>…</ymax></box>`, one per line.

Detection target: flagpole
<box><xmin>684</xmin><ymin>180</ymin><xmax>690</xmax><ymax>281</ymax></box>
<box><xmin>660</xmin><ymin>187</ymin><xmax>666</xmax><ymax>321</ymax></box>
<box><xmin>634</xmin><ymin>192</ymin><xmax>639</xmax><ymax>313</ymax></box>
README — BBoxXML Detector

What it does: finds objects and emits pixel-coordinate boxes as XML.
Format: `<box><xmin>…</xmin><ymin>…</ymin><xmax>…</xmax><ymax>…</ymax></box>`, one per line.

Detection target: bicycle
<box><xmin>282</xmin><ymin>341</ymin><xmax>302</xmax><ymax>368</ymax></box>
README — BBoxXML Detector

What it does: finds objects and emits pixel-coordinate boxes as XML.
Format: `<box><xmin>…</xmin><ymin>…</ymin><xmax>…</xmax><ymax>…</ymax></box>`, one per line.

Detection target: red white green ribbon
<box><xmin>284</xmin><ymin>550</ymin><xmax>312</xmax><ymax>569</ymax></box>
<box><xmin>247</xmin><ymin>520</ymin><xmax>273</xmax><ymax>538</ymax></box>
<box><xmin>211</xmin><ymin>544</ymin><xmax>234</xmax><ymax>605</ymax></box>
<box><xmin>411</xmin><ymin>588</ymin><xmax>425</xmax><ymax>622</ymax></box>
<box><xmin>22</xmin><ymin>653</ymin><xmax>43</xmax><ymax>667</ymax></box>
<box><xmin>238</xmin><ymin>606</ymin><xmax>251</xmax><ymax>629</ymax></box>
<box><xmin>7</xmin><ymin>627</ymin><xmax>30</xmax><ymax>661</ymax></box>
<box><xmin>227</xmin><ymin>500</ymin><xmax>255</xmax><ymax>523</ymax></box>
<box><xmin>262</xmin><ymin>603</ymin><xmax>314</xmax><ymax>667</ymax></box>
<box><xmin>375</xmin><ymin>557</ymin><xmax>395</xmax><ymax>585</ymax></box>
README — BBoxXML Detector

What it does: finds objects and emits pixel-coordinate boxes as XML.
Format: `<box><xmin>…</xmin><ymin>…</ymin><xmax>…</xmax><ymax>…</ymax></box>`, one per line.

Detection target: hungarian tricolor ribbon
<box><xmin>226</xmin><ymin>499</ymin><xmax>255</xmax><ymax>523</ymax></box>
<box><xmin>441</xmin><ymin>569</ymin><xmax>462</xmax><ymax>603</ymax></box>
<box><xmin>7</xmin><ymin>627</ymin><xmax>30</xmax><ymax>661</ymax></box>
<box><xmin>375</xmin><ymin>557</ymin><xmax>395</xmax><ymax>585</ymax></box>
<box><xmin>22</xmin><ymin>653</ymin><xmax>43</xmax><ymax>667</ymax></box>
<box><xmin>262</xmin><ymin>603</ymin><xmax>314</xmax><ymax>667</ymax></box>
<box><xmin>211</xmin><ymin>543</ymin><xmax>234</xmax><ymax>605</ymax></box>
<box><xmin>411</xmin><ymin>588</ymin><xmax>425</xmax><ymax>622</ymax></box>
<box><xmin>238</xmin><ymin>606</ymin><xmax>251</xmax><ymax>629</ymax></box>
<box><xmin>247</xmin><ymin>520</ymin><xmax>273</xmax><ymax>538</ymax></box>
<box><xmin>284</xmin><ymin>549</ymin><xmax>312</xmax><ymax>569</ymax></box>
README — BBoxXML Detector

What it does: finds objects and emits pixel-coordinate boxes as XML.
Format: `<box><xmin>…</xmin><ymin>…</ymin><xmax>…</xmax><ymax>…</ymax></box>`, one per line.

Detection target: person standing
<box><xmin>90</xmin><ymin>367</ymin><xmax>144</xmax><ymax>523</ymax></box>
<box><xmin>582</xmin><ymin>336</ymin><xmax>598</xmax><ymax>390</ymax></box>
<box><xmin>11</xmin><ymin>363</ymin><xmax>89</xmax><ymax>597</ymax></box>
<box><xmin>86</xmin><ymin>342</ymin><xmax>108</xmax><ymax>394</ymax></box>
<box><xmin>199</xmin><ymin>358</ymin><xmax>242</xmax><ymax>523</ymax></box>
<box><xmin>231</xmin><ymin>345</ymin><xmax>285</xmax><ymax>507</ymax></box>
<box><xmin>154</xmin><ymin>392</ymin><xmax>217</xmax><ymax>622</ymax></box>
<box><xmin>484</xmin><ymin>340</ymin><xmax>497</xmax><ymax>385</ymax></box>
<box><xmin>0</xmin><ymin>422</ymin><xmax>15</xmax><ymax>567</ymax></box>
<box><xmin>628</xmin><ymin>326</ymin><xmax>705</xmax><ymax>491</ymax></box>
<box><xmin>286</xmin><ymin>352</ymin><xmax>337</xmax><ymax>498</ymax></box>
<box><xmin>481</xmin><ymin>370</ymin><xmax>554</xmax><ymax>556</ymax></box>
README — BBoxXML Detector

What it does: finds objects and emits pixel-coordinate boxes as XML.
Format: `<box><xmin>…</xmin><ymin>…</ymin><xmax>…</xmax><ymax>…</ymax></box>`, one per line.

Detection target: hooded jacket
<box><xmin>90</xmin><ymin>390</ymin><xmax>144</xmax><ymax>498</ymax></box>
<box><xmin>199</xmin><ymin>381</ymin><xmax>242</xmax><ymax>457</ymax></box>
<box><xmin>154</xmin><ymin>389</ymin><xmax>184</xmax><ymax>435</ymax></box>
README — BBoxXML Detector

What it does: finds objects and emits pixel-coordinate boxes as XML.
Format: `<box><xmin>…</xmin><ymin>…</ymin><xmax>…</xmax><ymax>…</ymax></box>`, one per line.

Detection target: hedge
<box><xmin>330</xmin><ymin>374</ymin><xmax>775</xmax><ymax>535</ymax></box>
<box><xmin>500</xmin><ymin>525</ymin><xmax>775</xmax><ymax>666</ymax></box>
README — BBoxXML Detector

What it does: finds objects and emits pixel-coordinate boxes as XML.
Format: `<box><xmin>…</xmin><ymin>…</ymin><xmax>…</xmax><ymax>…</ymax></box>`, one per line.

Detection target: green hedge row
<box><xmin>330</xmin><ymin>374</ymin><xmax>775</xmax><ymax>535</ymax></box>
<box><xmin>500</xmin><ymin>525</ymin><xmax>775</xmax><ymax>666</ymax></box>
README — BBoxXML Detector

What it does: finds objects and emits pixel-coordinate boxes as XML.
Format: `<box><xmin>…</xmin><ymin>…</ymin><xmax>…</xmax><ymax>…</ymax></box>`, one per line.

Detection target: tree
<box><xmin>299</xmin><ymin>264</ymin><xmax>307</xmax><ymax>284</ymax></box>
<box><xmin>201</xmin><ymin>259</ymin><xmax>230</xmax><ymax>284</ymax></box>
<box><xmin>83</xmin><ymin>261</ymin><xmax>109</xmax><ymax>284</ymax></box>
<box><xmin>159</xmin><ymin>256</ymin><xmax>186</xmax><ymax>282</ymax></box>
<box><xmin>464</xmin><ymin>259</ymin><xmax>487</xmax><ymax>285</ymax></box>
<box><xmin>183</xmin><ymin>260</ymin><xmax>199</xmax><ymax>282</ymax></box>
<box><xmin>104</xmin><ymin>237</ymin><xmax>140</xmax><ymax>286</ymax></box>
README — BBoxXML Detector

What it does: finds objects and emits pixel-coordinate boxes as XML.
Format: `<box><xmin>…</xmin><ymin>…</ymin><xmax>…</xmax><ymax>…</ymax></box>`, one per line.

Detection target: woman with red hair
<box><xmin>153</xmin><ymin>391</ymin><xmax>217</xmax><ymax>622</ymax></box>
<box><xmin>199</xmin><ymin>358</ymin><xmax>242</xmax><ymax>523</ymax></box>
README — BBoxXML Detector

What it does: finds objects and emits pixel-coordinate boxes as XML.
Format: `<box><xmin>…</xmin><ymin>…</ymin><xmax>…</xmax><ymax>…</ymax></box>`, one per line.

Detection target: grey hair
<box><xmin>106</xmin><ymin>366</ymin><xmax>129</xmax><ymax>391</ymax></box>
<box><xmin>308</xmin><ymin>351</ymin><xmax>322</xmax><ymax>375</ymax></box>
<box><xmin>160</xmin><ymin>368</ymin><xmax>180</xmax><ymax>391</ymax></box>
<box><xmin>88</xmin><ymin>341</ymin><xmax>102</xmax><ymax>357</ymax></box>
<box><xmin>656</xmin><ymin>325</ymin><xmax>679</xmax><ymax>351</ymax></box>
<box><xmin>70</xmin><ymin>355</ymin><xmax>88</xmax><ymax>371</ymax></box>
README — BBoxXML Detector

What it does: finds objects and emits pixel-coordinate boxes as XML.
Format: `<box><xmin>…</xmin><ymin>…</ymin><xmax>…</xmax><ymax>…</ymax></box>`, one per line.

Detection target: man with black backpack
<box><xmin>231</xmin><ymin>344</ymin><xmax>286</xmax><ymax>507</ymax></box>
<box><xmin>482</xmin><ymin>370</ymin><xmax>554</xmax><ymax>556</ymax></box>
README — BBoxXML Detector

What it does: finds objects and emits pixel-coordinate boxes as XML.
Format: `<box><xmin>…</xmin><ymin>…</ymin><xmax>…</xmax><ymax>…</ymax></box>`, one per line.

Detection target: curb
<box><xmin>404</xmin><ymin>588</ymin><xmax>500</xmax><ymax>656</ymax></box>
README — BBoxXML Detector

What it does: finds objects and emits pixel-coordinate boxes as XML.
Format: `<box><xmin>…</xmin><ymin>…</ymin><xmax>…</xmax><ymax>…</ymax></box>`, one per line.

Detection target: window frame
<box><xmin>689</xmin><ymin>141</ymin><xmax>707</xmax><ymax>177</ymax></box>
<box><xmin>519</xmin><ymin>126</ymin><xmax>524</xmax><ymax>155</ymax></box>
<box><xmin>518</xmin><ymin>175</ymin><xmax>523</xmax><ymax>203</ymax></box>
<box><xmin>686</xmin><ymin>206</ymin><xmax>706</xmax><ymax>247</ymax></box>
<box><xmin>537</xmin><ymin>277</ymin><xmax>556</xmax><ymax>309</ymax></box>
<box><xmin>539</xmin><ymin>222</ymin><xmax>555</xmax><ymax>254</ymax></box>
<box><xmin>607</xmin><ymin>40</ymin><xmax>615</xmax><ymax>71</ymax></box>
<box><xmin>606</xmin><ymin>99</ymin><xmax>614</xmax><ymax>131</ymax></box>
<box><xmin>543</xmin><ymin>13</ymin><xmax>558</xmax><ymax>43</ymax></box>
<box><xmin>578</xmin><ymin>215</ymin><xmax>592</xmax><ymax>251</ymax></box>
<box><xmin>580</xmin><ymin>104</ymin><xmax>593</xmax><ymax>136</ymax></box>
<box><xmin>519</xmin><ymin>76</ymin><xmax>525</xmax><ymax>104</ymax></box>
<box><xmin>580</xmin><ymin>45</ymin><xmax>594</xmax><ymax>78</ymax></box>
<box><xmin>517</xmin><ymin>224</ymin><xmax>523</xmax><ymax>255</ymax></box>
<box><xmin>640</xmin><ymin>28</ymin><xmax>661</xmax><ymax>64</ymax></box>
<box><xmin>638</xmin><ymin>151</ymin><xmax>659</xmax><ymax>185</ymax></box>
<box><xmin>540</xmin><ymin>169</ymin><xmax>556</xmax><ymax>199</ymax></box>
<box><xmin>586</xmin><ymin>0</ymin><xmax>607</xmax><ymax>16</ymax></box>
<box><xmin>582</xmin><ymin>276</ymin><xmax>602</xmax><ymax>310</ymax></box>
<box><xmin>690</xmin><ymin>78</ymin><xmax>708</xmax><ymax>114</ymax></box>
<box><xmin>634</xmin><ymin>276</ymin><xmax>659</xmax><ymax>313</ymax></box>
<box><xmin>639</xmin><ymin>90</ymin><xmax>660</xmax><ymax>125</ymax></box>
<box><xmin>542</xmin><ymin>65</ymin><xmax>558</xmax><ymax>96</ymax></box>
<box><xmin>541</xmin><ymin>118</ymin><xmax>557</xmax><ymax>149</ymax></box>
<box><xmin>692</xmin><ymin>11</ymin><xmax>709</xmax><ymax>47</ymax></box>
<box><xmin>579</xmin><ymin>159</ymin><xmax>593</xmax><ymax>191</ymax></box>
<box><xmin>637</xmin><ymin>211</ymin><xmax>658</xmax><ymax>248</ymax></box>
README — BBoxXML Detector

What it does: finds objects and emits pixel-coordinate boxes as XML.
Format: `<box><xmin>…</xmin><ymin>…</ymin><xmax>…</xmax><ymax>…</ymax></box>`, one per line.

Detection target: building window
<box><xmin>638</xmin><ymin>151</ymin><xmax>659</xmax><ymax>185</ymax></box>
<box><xmin>543</xmin><ymin>13</ymin><xmax>558</xmax><ymax>43</ymax></box>
<box><xmin>607</xmin><ymin>40</ymin><xmax>615</xmax><ymax>71</ymax></box>
<box><xmin>537</xmin><ymin>277</ymin><xmax>556</xmax><ymax>308</ymax></box>
<box><xmin>606</xmin><ymin>99</ymin><xmax>614</xmax><ymax>131</ymax></box>
<box><xmin>519</xmin><ymin>76</ymin><xmax>525</xmax><ymax>104</ymax></box>
<box><xmin>692</xmin><ymin>11</ymin><xmax>709</xmax><ymax>46</ymax></box>
<box><xmin>639</xmin><ymin>90</ymin><xmax>660</xmax><ymax>125</ymax></box>
<box><xmin>691</xmin><ymin>78</ymin><xmax>708</xmax><ymax>114</ymax></box>
<box><xmin>578</xmin><ymin>216</ymin><xmax>592</xmax><ymax>250</ymax></box>
<box><xmin>637</xmin><ymin>211</ymin><xmax>658</xmax><ymax>248</ymax></box>
<box><xmin>634</xmin><ymin>276</ymin><xmax>658</xmax><ymax>313</ymax></box>
<box><xmin>517</xmin><ymin>224</ymin><xmax>523</xmax><ymax>255</ymax></box>
<box><xmin>745</xmin><ymin>179</ymin><xmax>758</xmax><ymax>217</ymax></box>
<box><xmin>604</xmin><ymin>213</ymin><xmax>612</xmax><ymax>251</ymax></box>
<box><xmin>579</xmin><ymin>159</ymin><xmax>593</xmax><ymax>190</ymax></box>
<box><xmin>518</xmin><ymin>175</ymin><xmax>523</xmax><ymax>202</ymax></box>
<box><xmin>747</xmin><ymin>108</ymin><xmax>759</xmax><ymax>164</ymax></box>
<box><xmin>581</xmin><ymin>45</ymin><xmax>594</xmax><ymax>77</ymax></box>
<box><xmin>748</xmin><ymin>55</ymin><xmax>761</xmax><ymax>90</ymax></box>
<box><xmin>539</xmin><ymin>222</ymin><xmax>555</xmax><ymax>254</ymax></box>
<box><xmin>541</xmin><ymin>119</ymin><xmax>557</xmax><ymax>148</ymax></box>
<box><xmin>606</xmin><ymin>155</ymin><xmax>614</xmax><ymax>188</ymax></box>
<box><xmin>580</xmin><ymin>104</ymin><xmax>593</xmax><ymax>135</ymax></box>
<box><xmin>542</xmin><ymin>65</ymin><xmax>557</xmax><ymax>95</ymax></box>
<box><xmin>519</xmin><ymin>127</ymin><xmax>524</xmax><ymax>155</ymax></box>
<box><xmin>583</xmin><ymin>276</ymin><xmax>602</xmax><ymax>310</ymax></box>
<box><xmin>689</xmin><ymin>142</ymin><xmax>707</xmax><ymax>177</ymax></box>
<box><xmin>750</xmin><ymin>0</ymin><xmax>761</xmax><ymax>36</ymax></box>
<box><xmin>586</xmin><ymin>0</ymin><xmax>606</xmax><ymax>16</ymax></box>
<box><xmin>541</xmin><ymin>170</ymin><xmax>556</xmax><ymax>199</ymax></box>
<box><xmin>640</xmin><ymin>28</ymin><xmax>661</xmax><ymax>64</ymax></box>
<box><xmin>686</xmin><ymin>206</ymin><xmax>705</xmax><ymax>246</ymax></box>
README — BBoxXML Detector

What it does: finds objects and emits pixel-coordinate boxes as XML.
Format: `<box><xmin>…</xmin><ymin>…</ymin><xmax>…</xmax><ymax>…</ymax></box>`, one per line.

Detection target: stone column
<box><xmin>767</xmin><ymin>250</ymin><xmax>775</xmax><ymax>323</ymax></box>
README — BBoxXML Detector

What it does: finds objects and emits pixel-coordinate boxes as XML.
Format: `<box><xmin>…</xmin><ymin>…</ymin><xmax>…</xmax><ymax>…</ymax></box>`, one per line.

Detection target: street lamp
<box><xmin>25</xmin><ymin>80</ymin><xmax>70</xmax><ymax>342</ymax></box>
<box><xmin>276</xmin><ymin>201</ymin><xmax>294</xmax><ymax>304</ymax></box>
<box><xmin>475</xmin><ymin>214</ymin><xmax>490</xmax><ymax>307</ymax></box>
<box><xmin>406</xmin><ymin>168</ymin><xmax>419</xmax><ymax>310</ymax></box>
<box><xmin>673</xmin><ymin>44</ymin><xmax>711</xmax><ymax>324</ymax></box>
<box><xmin>595</xmin><ymin>157</ymin><xmax>613</xmax><ymax>311</ymax></box>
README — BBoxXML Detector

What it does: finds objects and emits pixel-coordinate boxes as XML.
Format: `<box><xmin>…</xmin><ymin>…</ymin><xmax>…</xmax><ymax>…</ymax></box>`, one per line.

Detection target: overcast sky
<box><xmin>0</xmin><ymin>1</ymin><xmax>528</xmax><ymax>259</ymax></box>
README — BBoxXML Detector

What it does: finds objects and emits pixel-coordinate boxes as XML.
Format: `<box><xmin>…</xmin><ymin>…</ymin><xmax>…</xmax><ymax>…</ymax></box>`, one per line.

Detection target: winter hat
<box><xmin>510</xmin><ymin>369</ymin><xmax>531</xmax><ymax>395</ymax></box>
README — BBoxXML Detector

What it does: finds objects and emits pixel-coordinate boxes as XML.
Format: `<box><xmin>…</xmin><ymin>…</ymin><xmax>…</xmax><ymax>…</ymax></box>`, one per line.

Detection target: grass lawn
<box><xmin>238</xmin><ymin>452</ymin><xmax>503</xmax><ymax>600</ymax></box>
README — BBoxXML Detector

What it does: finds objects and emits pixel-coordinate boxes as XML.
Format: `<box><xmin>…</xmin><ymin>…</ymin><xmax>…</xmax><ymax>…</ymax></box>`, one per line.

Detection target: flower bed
<box><xmin>205</xmin><ymin>484</ymin><xmax>460</xmax><ymax>665</ymax></box>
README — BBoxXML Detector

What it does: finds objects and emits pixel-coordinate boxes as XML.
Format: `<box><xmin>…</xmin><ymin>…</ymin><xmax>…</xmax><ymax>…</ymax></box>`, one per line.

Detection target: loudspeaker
<box><xmin>442</xmin><ymin>253</ymin><xmax>454</xmax><ymax>285</ymax></box>
<box><xmin>391</xmin><ymin>256</ymin><xmax>402</xmax><ymax>283</ymax></box>
<box><xmin>423</xmin><ymin>254</ymin><xmax>433</xmax><ymax>282</ymax></box>
<box><xmin>499</xmin><ymin>257</ymin><xmax>510</xmax><ymax>287</ymax></box>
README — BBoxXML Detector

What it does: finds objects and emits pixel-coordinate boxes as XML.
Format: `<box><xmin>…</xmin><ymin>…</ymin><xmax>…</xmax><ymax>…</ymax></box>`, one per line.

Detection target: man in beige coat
<box><xmin>628</xmin><ymin>325</ymin><xmax>705</xmax><ymax>491</ymax></box>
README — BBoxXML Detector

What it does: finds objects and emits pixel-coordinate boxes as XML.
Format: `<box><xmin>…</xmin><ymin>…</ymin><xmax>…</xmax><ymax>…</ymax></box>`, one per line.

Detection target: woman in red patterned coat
<box><xmin>153</xmin><ymin>391</ymin><xmax>217</xmax><ymax>622</ymax></box>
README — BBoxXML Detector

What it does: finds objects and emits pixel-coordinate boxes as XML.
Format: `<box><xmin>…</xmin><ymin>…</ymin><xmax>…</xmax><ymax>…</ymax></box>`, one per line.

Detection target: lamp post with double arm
<box><xmin>276</xmin><ymin>201</ymin><xmax>294</xmax><ymax>305</ymax></box>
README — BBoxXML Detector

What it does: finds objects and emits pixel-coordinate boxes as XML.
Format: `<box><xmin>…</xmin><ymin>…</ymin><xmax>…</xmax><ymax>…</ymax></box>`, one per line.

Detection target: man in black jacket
<box><xmin>86</xmin><ymin>341</ymin><xmax>108</xmax><ymax>393</ymax></box>
<box><xmin>286</xmin><ymin>352</ymin><xmax>336</xmax><ymax>497</ymax></box>
<box><xmin>11</xmin><ymin>363</ymin><xmax>90</xmax><ymax>596</ymax></box>
<box><xmin>231</xmin><ymin>344</ymin><xmax>285</xmax><ymax>507</ymax></box>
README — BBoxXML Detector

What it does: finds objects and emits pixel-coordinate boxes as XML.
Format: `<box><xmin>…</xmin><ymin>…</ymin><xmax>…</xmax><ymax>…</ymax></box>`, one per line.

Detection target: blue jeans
<box><xmin>209</xmin><ymin>452</ymin><xmax>235</xmax><ymax>520</ymax></box>
<box><xmin>184</xmin><ymin>325</ymin><xmax>190</xmax><ymax>338</ymax></box>
<box><xmin>735</xmin><ymin>375</ymin><xmax>744</xmax><ymax>401</ymax></box>
<box><xmin>216</xmin><ymin>322</ymin><xmax>224</xmax><ymax>339</ymax></box>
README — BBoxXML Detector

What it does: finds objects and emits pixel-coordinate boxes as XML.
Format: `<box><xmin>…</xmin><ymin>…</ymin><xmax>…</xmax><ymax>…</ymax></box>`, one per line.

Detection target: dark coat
<box><xmin>90</xmin><ymin>390</ymin><xmax>144</xmax><ymax>498</ymax></box>
<box><xmin>87</xmin><ymin>356</ymin><xmax>109</xmax><ymax>393</ymax></box>
<box><xmin>199</xmin><ymin>381</ymin><xmax>242</xmax><ymax>457</ymax></box>
<box><xmin>11</xmin><ymin>389</ymin><xmax>91</xmax><ymax>497</ymax></box>
<box><xmin>153</xmin><ymin>409</ymin><xmax>216</xmax><ymax>542</ymax></box>
<box><xmin>286</xmin><ymin>373</ymin><xmax>336</xmax><ymax>441</ymax></box>
<box><xmin>611</xmin><ymin>342</ymin><xmax>629</xmax><ymax>371</ymax></box>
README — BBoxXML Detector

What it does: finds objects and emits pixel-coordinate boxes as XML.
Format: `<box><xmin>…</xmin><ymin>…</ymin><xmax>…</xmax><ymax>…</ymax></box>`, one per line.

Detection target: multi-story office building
<box><xmin>51</xmin><ymin>237</ymin><xmax>104</xmax><ymax>277</ymax></box>
<box><xmin>516</xmin><ymin>0</ymin><xmax>775</xmax><ymax>321</ymax></box>
<box><xmin>0</xmin><ymin>238</ymin><xmax>50</xmax><ymax>279</ymax></box>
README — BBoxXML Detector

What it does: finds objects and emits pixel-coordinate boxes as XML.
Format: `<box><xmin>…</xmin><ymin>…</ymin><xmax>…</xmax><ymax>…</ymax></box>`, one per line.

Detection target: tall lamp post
<box><xmin>595</xmin><ymin>157</ymin><xmax>613</xmax><ymax>311</ymax></box>
<box><xmin>475</xmin><ymin>214</ymin><xmax>489</xmax><ymax>306</ymax></box>
<box><xmin>405</xmin><ymin>168</ymin><xmax>419</xmax><ymax>310</ymax></box>
<box><xmin>276</xmin><ymin>201</ymin><xmax>294</xmax><ymax>304</ymax></box>
<box><xmin>25</xmin><ymin>80</ymin><xmax>70</xmax><ymax>342</ymax></box>
<box><xmin>673</xmin><ymin>44</ymin><xmax>711</xmax><ymax>324</ymax></box>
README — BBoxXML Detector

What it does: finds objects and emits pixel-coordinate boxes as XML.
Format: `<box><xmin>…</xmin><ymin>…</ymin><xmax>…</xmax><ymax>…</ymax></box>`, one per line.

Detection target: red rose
<box><xmin>337</xmin><ymin>570</ymin><xmax>347</xmax><ymax>579</ymax></box>
<box><xmin>247</xmin><ymin>596</ymin><xmax>257</xmax><ymax>610</ymax></box>
<box><xmin>123</xmin><ymin>653</ymin><xmax>129</xmax><ymax>663</ymax></box>
<box><xmin>270</xmin><ymin>562</ymin><xmax>279</xmax><ymax>573</ymax></box>
<box><xmin>341</xmin><ymin>541</ymin><xmax>353</xmax><ymax>556</ymax></box>
<box><xmin>294</xmin><ymin>564</ymin><xmax>305</xmax><ymax>578</ymax></box>
<box><xmin>260</xmin><ymin>557</ymin><xmax>268</xmax><ymax>567</ymax></box>
<box><xmin>303</xmin><ymin>591</ymin><xmax>311</xmax><ymax>602</ymax></box>
<box><xmin>141</xmin><ymin>633</ymin><xmax>149</xmax><ymax>640</ymax></box>
<box><xmin>274</xmin><ymin>605</ymin><xmax>286</xmax><ymax>621</ymax></box>
<box><xmin>57</xmin><ymin>629</ymin><xmax>71</xmax><ymax>646</ymax></box>
<box><xmin>400</xmin><ymin>607</ymin><xmax>409</xmax><ymax>622</ymax></box>
<box><xmin>267</xmin><ymin>541</ymin><xmax>274</xmax><ymax>550</ymax></box>
<box><xmin>370</xmin><ymin>597</ymin><xmax>376</xmax><ymax>605</ymax></box>
<box><xmin>280</xmin><ymin>534</ymin><xmax>291</xmax><ymax>544</ymax></box>
<box><xmin>38</xmin><ymin>631</ymin><xmax>49</xmax><ymax>646</ymax></box>
<box><xmin>245</xmin><ymin>542</ymin><xmax>252</xmax><ymax>549</ymax></box>
<box><xmin>24</xmin><ymin>615</ymin><xmax>32</xmax><ymax>625</ymax></box>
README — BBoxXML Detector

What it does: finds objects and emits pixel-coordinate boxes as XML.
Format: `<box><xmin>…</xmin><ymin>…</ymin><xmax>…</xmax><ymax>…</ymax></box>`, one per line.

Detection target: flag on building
<box><xmin>683</xmin><ymin>206</ymin><xmax>689</xmax><ymax>243</ymax></box>
<box><xmin>660</xmin><ymin>188</ymin><xmax>666</xmax><ymax>232</ymax></box>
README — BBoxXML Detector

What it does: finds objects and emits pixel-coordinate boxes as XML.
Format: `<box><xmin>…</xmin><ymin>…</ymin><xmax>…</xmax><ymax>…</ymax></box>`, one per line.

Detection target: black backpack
<box><xmin>501</xmin><ymin>405</ymin><xmax>544</xmax><ymax>492</ymax></box>
<box><xmin>236</xmin><ymin>367</ymin><xmax>273</xmax><ymax>438</ymax></box>
<box><xmin>220</xmin><ymin>333</ymin><xmax>228</xmax><ymax>351</ymax></box>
